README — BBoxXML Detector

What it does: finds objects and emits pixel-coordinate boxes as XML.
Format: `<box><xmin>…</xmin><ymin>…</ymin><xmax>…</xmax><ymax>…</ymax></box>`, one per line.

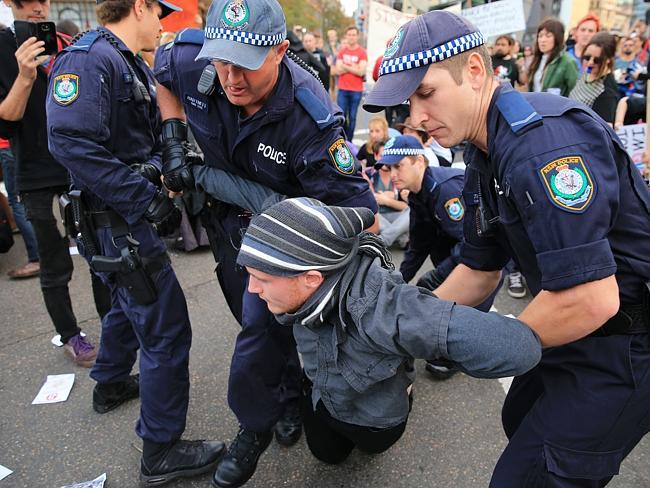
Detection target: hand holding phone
<box><xmin>14</xmin><ymin>20</ymin><xmax>58</xmax><ymax>55</ymax></box>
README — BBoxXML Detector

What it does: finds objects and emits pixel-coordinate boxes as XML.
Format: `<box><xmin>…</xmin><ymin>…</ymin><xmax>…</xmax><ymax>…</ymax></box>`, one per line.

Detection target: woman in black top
<box><xmin>569</xmin><ymin>32</ymin><xmax>620</xmax><ymax>125</ymax></box>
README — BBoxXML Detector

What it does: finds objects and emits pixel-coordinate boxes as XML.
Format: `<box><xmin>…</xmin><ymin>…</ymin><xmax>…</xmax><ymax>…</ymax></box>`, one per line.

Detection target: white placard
<box><xmin>32</xmin><ymin>374</ymin><xmax>75</xmax><ymax>405</ymax></box>
<box><xmin>0</xmin><ymin>465</ymin><xmax>13</xmax><ymax>481</ymax></box>
<box><xmin>462</xmin><ymin>0</ymin><xmax>526</xmax><ymax>39</ymax></box>
<box><xmin>616</xmin><ymin>123</ymin><xmax>647</xmax><ymax>172</ymax></box>
<box><xmin>0</xmin><ymin>3</ymin><xmax>13</xmax><ymax>27</ymax></box>
<box><xmin>366</xmin><ymin>1</ymin><xmax>415</xmax><ymax>81</ymax></box>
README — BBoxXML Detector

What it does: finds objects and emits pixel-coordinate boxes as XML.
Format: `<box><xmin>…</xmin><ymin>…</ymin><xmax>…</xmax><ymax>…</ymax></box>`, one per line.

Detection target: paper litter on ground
<box><xmin>32</xmin><ymin>374</ymin><xmax>75</xmax><ymax>404</ymax></box>
<box><xmin>60</xmin><ymin>473</ymin><xmax>106</xmax><ymax>488</ymax></box>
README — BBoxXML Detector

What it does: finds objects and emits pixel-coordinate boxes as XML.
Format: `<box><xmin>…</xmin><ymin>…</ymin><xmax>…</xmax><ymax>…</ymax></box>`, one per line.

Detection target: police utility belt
<box><xmin>60</xmin><ymin>190</ymin><xmax>167</xmax><ymax>306</ymax></box>
<box><xmin>590</xmin><ymin>293</ymin><xmax>650</xmax><ymax>338</ymax></box>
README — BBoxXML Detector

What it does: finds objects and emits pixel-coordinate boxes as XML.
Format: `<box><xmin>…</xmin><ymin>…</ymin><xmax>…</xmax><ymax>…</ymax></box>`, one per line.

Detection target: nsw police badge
<box><xmin>328</xmin><ymin>138</ymin><xmax>355</xmax><ymax>175</ymax></box>
<box><xmin>444</xmin><ymin>197</ymin><xmax>464</xmax><ymax>221</ymax></box>
<box><xmin>384</xmin><ymin>29</ymin><xmax>403</xmax><ymax>59</ymax></box>
<box><xmin>539</xmin><ymin>155</ymin><xmax>595</xmax><ymax>213</ymax></box>
<box><xmin>52</xmin><ymin>74</ymin><xmax>79</xmax><ymax>106</ymax></box>
<box><xmin>220</xmin><ymin>0</ymin><xmax>250</xmax><ymax>29</ymax></box>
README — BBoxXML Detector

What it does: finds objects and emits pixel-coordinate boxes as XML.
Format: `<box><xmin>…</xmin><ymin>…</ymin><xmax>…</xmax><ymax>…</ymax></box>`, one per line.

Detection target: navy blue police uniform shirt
<box><xmin>153</xmin><ymin>29</ymin><xmax>377</xmax><ymax>217</ymax></box>
<box><xmin>400</xmin><ymin>166</ymin><xmax>465</xmax><ymax>283</ymax></box>
<box><xmin>46</xmin><ymin>28</ymin><xmax>166</xmax><ymax>258</ymax></box>
<box><xmin>461</xmin><ymin>83</ymin><xmax>650</xmax><ymax>304</ymax></box>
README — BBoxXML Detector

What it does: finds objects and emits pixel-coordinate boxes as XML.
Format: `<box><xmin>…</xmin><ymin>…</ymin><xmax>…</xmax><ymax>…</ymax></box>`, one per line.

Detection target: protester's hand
<box><xmin>643</xmin><ymin>149</ymin><xmax>650</xmax><ymax>166</ymax></box>
<box><xmin>399</xmin><ymin>189</ymin><xmax>410</xmax><ymax>201</ymax></box>
<box><xmin>15</xmin><ymin>37</ymin><xmax>46</xmax><ymax>82</ymax></box>
<box><xmin>374</xmin><ymin>191</ymin><xmax>393</xmax><ymax>205</ymax></box>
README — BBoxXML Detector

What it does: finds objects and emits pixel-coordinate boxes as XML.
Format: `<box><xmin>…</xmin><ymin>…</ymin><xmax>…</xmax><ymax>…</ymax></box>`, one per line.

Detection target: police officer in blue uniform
<box><xmin>376</xmin><ymin>134</ymin><xmax>499</xmax><ymax>379</ymax></box>
<box><xmin>153</xmin><ymin>0</ymin><xmax>377</xmax><ymax>486</ymax></box>
<box><xmin>366</xmin><ymin>10</ymin><xmax>650</xmax><ymax>487</ymax></box>
<box><xmin>45</xmin><ymin>0</ymin><xmax>225</xmax><ymax>484</ymax></box>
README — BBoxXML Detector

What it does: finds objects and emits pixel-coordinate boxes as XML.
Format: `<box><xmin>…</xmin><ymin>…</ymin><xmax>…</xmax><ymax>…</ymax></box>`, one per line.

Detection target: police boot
<box><xmin>212</xmin><ymin>428</ymin><xmax>273</xmax><ymax>488</ymax></box>
<box><xmin>273</xmin><ymin>398</ymin><xmax>302</xmax><ymax>447</ymax></box>
<box><xmin>93</xmin><ymin>374</ymin><xmax>140</xmax><ymax>414</ymax></box>
<box><xmin>140</xmin><ymin>438</ymin><xmax>225</xmax><ymax>486</ymax></box>
<box><xmin>425</xmin><ymin>359</ymin><xmax>459</xmax><ymax>380</ymax></box>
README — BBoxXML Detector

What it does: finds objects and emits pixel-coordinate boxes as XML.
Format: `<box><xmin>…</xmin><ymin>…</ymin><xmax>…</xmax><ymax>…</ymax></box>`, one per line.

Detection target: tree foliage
<box><xmin>279</xmin><ymin>0</ymin><xmax>353</xmax><ymax>36</ymax></box>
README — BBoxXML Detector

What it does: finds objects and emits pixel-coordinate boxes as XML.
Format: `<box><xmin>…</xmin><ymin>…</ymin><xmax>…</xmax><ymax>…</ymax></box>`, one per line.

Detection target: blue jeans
<box><xmin>0</xmin><ymin>147</ymin><xmax>39</xmax><ymax>262</ymax></box>
<box><xmin>337</xmin><ymin>89</ymin><xmax>363</xmax><ymax>140</ymax></box>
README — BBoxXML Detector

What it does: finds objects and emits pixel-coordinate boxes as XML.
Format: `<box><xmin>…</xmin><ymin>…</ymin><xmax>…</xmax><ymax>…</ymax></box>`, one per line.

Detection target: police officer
<box><xmin>365</xmin><ymin>10</ymin><xmax>650</xmax><ymax>486</ymax></box>
<box><xmin>377</xmin><ymin>134</ymin><xmax>498</xmax><ymax>380</ymax></box>
<box><xmin>45</xmin><ymin>0</ymin><xmax>225</xmax><ymax>484</ymax></box>
<box><xmin>153</xmin><ymin>0</ymin><xmax>377</xmax><ymax>485</ymax></box>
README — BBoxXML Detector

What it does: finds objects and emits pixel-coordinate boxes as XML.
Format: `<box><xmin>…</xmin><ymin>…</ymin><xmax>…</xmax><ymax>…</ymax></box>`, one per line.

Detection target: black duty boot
<box><xmin>93</xmin><ymin>374</ymin><xmax>140</xmax><ymax>413</ymax></box>
<box><xmin>212</xmin><ymin>428</ymin><xmax>273</xmax><ymax>488</ymax></box>
<box><xmin>425</xmin><ymin>359</ymin><xmax>459</xmax><ymax>380</ymax></box>
<box><xmin>273</xmin><ymin>398</ymin><xmax>302</xmax><ymax>447</ymax></box>
<box><xmin>140</xmin><ymin>439</ymin><xmax>225</xmax><ymax>486</ymax></box>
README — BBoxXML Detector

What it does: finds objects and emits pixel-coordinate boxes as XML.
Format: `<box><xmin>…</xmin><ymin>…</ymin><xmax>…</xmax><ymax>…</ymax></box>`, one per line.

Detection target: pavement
<box><xmin>2</xmin><ymin>231</ymin><xmax>650</xmax><ymax>488</ymax></box>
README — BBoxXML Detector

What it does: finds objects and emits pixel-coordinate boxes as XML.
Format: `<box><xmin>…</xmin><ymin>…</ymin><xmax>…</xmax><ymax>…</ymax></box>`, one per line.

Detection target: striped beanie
<box><xmin>237</xmin><ymin>197</ymin><xmax>376</xmax><ymax>276</ymax></box>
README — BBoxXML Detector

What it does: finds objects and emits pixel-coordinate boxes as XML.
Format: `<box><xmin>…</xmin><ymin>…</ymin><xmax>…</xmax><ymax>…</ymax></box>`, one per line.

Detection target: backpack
<box><xmin>0</xmin><ymin>205</ymin><xmax>14</xmax><ymax>253</ymax></box>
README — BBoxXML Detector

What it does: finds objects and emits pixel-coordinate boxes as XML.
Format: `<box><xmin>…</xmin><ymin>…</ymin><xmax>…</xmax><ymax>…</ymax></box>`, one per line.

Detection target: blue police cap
<box><xmin>364</xmin><ymin>11</ymin><xmax>485</xmax><ymax>112</ymax></box>
<box><xmin>195</xmin><ymin>0</ymin><xmax>287</xmax><ymax>70</ymax></box>
<box><xmin>96</xmin><ymin>0</ymin><xmax>181</xmax><ymax>19</ymax></box>
<box><xmin>375</xmin><ymin>135</ymin><xmax>427</xmax><ymax>168</ymax></box>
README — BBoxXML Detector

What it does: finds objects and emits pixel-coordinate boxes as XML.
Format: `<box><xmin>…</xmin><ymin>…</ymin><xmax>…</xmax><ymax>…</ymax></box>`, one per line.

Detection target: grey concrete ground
<box><xmin>1</xmin><ymin>232</ymin><xmax>650</xmax><ymax>488</ymax></box>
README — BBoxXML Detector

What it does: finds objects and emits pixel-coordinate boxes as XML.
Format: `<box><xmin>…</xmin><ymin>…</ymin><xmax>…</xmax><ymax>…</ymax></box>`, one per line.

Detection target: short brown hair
<box><xmin>96</xmin><ymin>0</ymin><xmax>157</xmax><ymax>25</ymax></box>
<box><xmin>344</xmin><ymin>26</ymin><xmax>359</xmax><ymax>35</ymax></box>
<box><xmin>436</xmin><ymin>45</ymin><xmax>492</xmax><ymax>85</ymax></box>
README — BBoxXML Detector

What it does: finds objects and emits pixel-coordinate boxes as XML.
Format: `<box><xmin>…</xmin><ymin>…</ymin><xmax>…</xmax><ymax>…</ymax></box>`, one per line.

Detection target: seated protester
<box><xmin>614</xmin><ymin>94</ymin><xmax>646</xmax><ymax>129</ymax></box>
<box><xmin>356</xmin><ymin>116</ymin><xmax>389</xmax><ymax>168</ymax></box>
<box><xmin>368</xmin><ymin>140</ymin><xmax>410</xmax><ymax>249</ymax></box>
<box><xmin>379</xmin><ymin>136</ymin><xmax>502</xmax><ymax>379</ymax></box>
<box><xmin>395</xmin><ymin>117</ymin><xmax>448</xmax><ymax>167</ymax></box>
<box><xmin>569</xmin><ymin>32</ymin><xmax>620</xmax><ymax>125</ymax></box>
<box><xmin>236</xmin><ymin>197</ymin><xmax>541</xmax><ymax>465</ymax></box>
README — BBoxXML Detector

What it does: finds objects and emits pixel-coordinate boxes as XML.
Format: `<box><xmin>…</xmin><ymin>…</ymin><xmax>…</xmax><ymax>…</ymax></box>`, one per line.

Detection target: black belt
<box><xmin>590</xmin><ymin>303</ymin><xmax>649</xmax><ymax>337</ymax></box>
<box><xmin>88</xmin><ymin>210</ymin><xmax>117</xmax><ymax>229</ymax></box>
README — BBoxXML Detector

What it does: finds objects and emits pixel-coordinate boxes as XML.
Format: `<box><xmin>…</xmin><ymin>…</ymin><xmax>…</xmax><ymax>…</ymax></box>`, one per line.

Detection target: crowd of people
<box><xmin>1</xmin><ymin>0</ymin><xmax>650</xmax><ymax>487</ymax></box>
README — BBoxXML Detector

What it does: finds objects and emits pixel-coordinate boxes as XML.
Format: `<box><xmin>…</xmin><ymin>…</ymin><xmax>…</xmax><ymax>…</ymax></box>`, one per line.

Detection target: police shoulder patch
<box><xmin>538</xmin><ymin>155</ymin><xmax>596</xmax><ymax>213</ymax></box>
<box><xmin>444</xmin><ymin>197</ymin><xmax>464</xmax><ymax>221</ymax></box>
<box><xmin>52</xmin><ymin>74</ymin><xmax>79</xmax><ymax>106</ymax></box>
<box><xmin>328</xmin><ymin>138</ymin><xmax>355</xmax><ymax>175</ymax></box>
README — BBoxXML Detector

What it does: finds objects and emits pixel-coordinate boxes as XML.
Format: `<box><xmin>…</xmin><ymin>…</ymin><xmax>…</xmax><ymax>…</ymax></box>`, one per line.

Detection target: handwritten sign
<box><xmin>616</xmin><ymin>123</ymin><xmax>647</xmax><ymax>172</ymax></box>
<box><xmin>462</xmin><ymin>0</ymin><xmax>526</xmax><ymax>39</ymax></box>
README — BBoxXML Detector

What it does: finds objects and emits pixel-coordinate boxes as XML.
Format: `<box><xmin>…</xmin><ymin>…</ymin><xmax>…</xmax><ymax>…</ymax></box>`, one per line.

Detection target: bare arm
<box><xmin>347</xmin><ymin>60</ymin><xmax>367</xmax><ymax>77</ymax></box>
<box><xmin>367</xmin><ymin>213</ymin><xmax>380</xmax><ymax>234</ymax></box>
<box><xmin>156</xmin><ymin>81</ymin><xmax>186</xmax><ymax>121</ymax></box>
<box><xmin>335</xmin><ymin>58</ymin><xmax>345</xmax><ymax>74</ymax></box>
<box><xmin>517</xmin><ymin>275</ymin><xmax>619</xmax><ymax>347</ymax></box>
<box><xmin>0</xmin><ymin>38</ymin><xmax>45</xmax><ymax>121</ymax></box>
<box><xmin>433</xmin><ymin>263</ymin><xmax>502</xmax><ymax>306</ymax></box>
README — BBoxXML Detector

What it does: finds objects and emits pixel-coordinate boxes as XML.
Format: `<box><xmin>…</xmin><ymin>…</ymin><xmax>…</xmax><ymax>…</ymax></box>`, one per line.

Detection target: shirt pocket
<box><xmin>336</xmin><ymin>333</ymin><xmax>400</xmax><ymax>393</ymax></box>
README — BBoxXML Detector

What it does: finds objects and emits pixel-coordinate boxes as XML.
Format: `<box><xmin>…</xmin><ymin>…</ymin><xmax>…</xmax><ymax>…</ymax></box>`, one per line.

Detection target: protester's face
<box><xmin>582</xmin><ymin>44</ymin><xmax>604</xmax><ymax>77</ymax></box>
<box><xmin>213</xmin><ymin>41</ymin><xmax>288</xmax><ymax>116</ymax></box>
<box><xmin>389</xmin><ymin>156</ymin><xmax>422</xmax><ymax>192</ymax></box>
<box><xmin>576</xmin><ymin>20</ymin><xmax>597</xmax><ymax>47</ymax></box>
<box><xmin>537</xmin><ymin>29</ymin><xmax>555</xmax><ymax>54</ymax></box>
<box><xmin>246</xmin><ymin>268</ymin><xmax>316</xmax><ymax>314</ymax></box>
<box><xmin>327</xmin><ymin>30</ymin><xmax>337</xmax><ymax>44</ymax></box>
<box><xmin>345</xmin><ymin>29</ymin><xmax>358</xmax><ymax>46</ymax></box>
<box><xmin>622</xmin><ymin>39</ymin><xmax>635</xmax><ymax>55</ymax></box>
<box><xmin>409</xmin><ymin>64</ymin><xmax>477</xmax><ymax>148</ymax></box>
<box><xmin>6</xmin><ymin>0</ymin><xmax>49</xmax><ymax>21</ymax></box>
<box><xmin>524</xmin><ymin>46</ymin><xmax>532</xmax><ymax>57</ymax></box>
<box><xmin>303</xmin><ymin>33</ymin><xmax>315</xmax><ymax>52</ymax></box>
<box><xmin>369</xmin><ymin>123</ymin><xmax>385</xmax><ymax>142</ymax></box>
<box><xmin>138</xmin><ymin>1</ymin><xmax>162</xmax><ymax>52</ymax></box>
<box><xmin>493</xmin><ymin>38</ymin><xmax>510</xmax><ymax>57</ymax></box>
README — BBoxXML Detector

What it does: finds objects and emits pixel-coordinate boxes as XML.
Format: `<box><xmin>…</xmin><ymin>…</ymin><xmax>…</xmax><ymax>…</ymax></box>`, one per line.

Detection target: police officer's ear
<box><xmin>272</xmin><ymin>40</ymin><xmax>290</xmax><ymax>65</ymax></box>
<box><xmin>133</xmin><ymin>0</ymin><xmax>147</xmax><ymax>19</ymax></box>
<box><xmin>465</xmin><ymin>51</ymin><xmax>490</xmax><ymax>91</ymax></box>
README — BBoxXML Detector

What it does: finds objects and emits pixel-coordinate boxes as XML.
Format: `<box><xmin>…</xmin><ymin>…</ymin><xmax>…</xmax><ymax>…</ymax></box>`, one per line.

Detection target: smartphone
<box><xmin>14</xmin><ymin>20</ymin><xmax>58</xmax><ymax>55</ymax></box>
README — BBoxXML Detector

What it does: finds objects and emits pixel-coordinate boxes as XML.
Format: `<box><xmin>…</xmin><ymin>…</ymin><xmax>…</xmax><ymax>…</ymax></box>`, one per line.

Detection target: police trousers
<box><xmin>90</xmin><ymin>263</ymin><xmax>191</xmax><ymax>443</ymax></box>
<box><xmin>490</xmin><ymin>333</ymin><xmax>650</xmax><ymax>487</ymax></box>
<box><xmin>204</xmin><ymin>209</ymin><xmax>302</xmax><ymax>433</ymax></box>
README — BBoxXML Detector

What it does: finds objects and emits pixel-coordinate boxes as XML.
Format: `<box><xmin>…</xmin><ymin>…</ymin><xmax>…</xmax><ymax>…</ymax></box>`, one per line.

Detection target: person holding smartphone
<box><xmin>0</xmin><ymin>0</ymin><xmax>111</xmax><ymax>367</ymax></box>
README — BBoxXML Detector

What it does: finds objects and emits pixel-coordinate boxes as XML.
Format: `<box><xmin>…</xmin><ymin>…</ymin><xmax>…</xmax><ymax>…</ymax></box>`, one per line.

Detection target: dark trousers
<box><xmin>205</xmin><ymin>214</ymin><xmax>302</xmax><ymax>433</ymax></box>
<box><xmin>21</xmin><ymin>188</ymin><xmax>110</xmax><ymax>342</ymax></box>
<box><xmin>301</xmin><ymin>378</ymin><xmax>408</xmax><ymax>464</ymax></box>
<box><xmin>90</xmin><ymin>264</ymin><xmax>191</xmax><ymax>443</ymax></box>
<box><xmin>490</xmin><ymin>333</ymin><xmax>650</xmax><ymax>487</ymax></box>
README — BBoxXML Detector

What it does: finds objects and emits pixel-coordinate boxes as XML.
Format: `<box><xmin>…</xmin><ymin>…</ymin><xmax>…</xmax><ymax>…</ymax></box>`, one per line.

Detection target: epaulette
<box><xmin>174</xmin><ymin>28</ymin><xmax>205</xmax><ymax>46</ymax></box>
<box><xmin>64</xmin><ymin>30</ymin><xmax>100</xmax><ymax>53</ymax></box>
<box><xmin>495</xmin><ymin>89</ymin><xmax>543</xmax><ymax>135</ymax></box>
<box><xmin>295</xmin><ymin>87</ymin><xmax>336</xmax><ymax>130</ymax></box>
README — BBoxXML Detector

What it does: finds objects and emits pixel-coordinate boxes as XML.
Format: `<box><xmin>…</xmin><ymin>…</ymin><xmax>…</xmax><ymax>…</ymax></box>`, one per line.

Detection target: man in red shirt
<box><xmin>336</xmin><ymin>26</ymin><xmax>367</xmax><ymax>140</ymax></box>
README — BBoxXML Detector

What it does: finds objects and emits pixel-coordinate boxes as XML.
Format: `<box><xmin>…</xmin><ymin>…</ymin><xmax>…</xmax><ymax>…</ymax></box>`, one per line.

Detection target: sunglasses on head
<box><xmin>581</xmin><ymin>54</ymin><xmax>603</xmax><ymax>64</ymax></box>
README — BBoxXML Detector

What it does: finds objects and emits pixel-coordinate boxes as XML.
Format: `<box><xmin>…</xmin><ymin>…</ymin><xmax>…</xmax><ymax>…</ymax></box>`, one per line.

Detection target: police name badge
<box><xmin>444</xmin><ymin>197</ymin><xmax>464</xmax><ymax>221</ymax></box>
<box><xmin>539</xmin><ymin>155</ymin><xmax>595</xmax><ymax>213</ymax></box>
<box><xmin>221</xmin><ymin>0</ymin><xmax>249</xmax><ymax>29</ymax></box>
<box><xmin>328</xmin><ymin>138</ymin><xmax>355</xmax><ymax>175</ymax></box>
<box><xmin>52</xmin><ymin>74</ymin><xmax>79</xmax><ymax>106</ymax></box>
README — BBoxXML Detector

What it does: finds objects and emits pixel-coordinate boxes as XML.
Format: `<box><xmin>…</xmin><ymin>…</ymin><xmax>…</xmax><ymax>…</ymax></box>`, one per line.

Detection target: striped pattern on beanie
<box><xmin>237</xmin><ymin>198</ymin><xmax>375</xmax><ymax>276</ymax></box>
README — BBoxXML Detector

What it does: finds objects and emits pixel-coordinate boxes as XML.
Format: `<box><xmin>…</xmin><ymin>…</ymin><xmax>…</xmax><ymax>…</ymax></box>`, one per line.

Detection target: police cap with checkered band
<box><xmin>364</xmin><ymin>11</ymin><xmax>485</xmax><ymax>112</ymax></box>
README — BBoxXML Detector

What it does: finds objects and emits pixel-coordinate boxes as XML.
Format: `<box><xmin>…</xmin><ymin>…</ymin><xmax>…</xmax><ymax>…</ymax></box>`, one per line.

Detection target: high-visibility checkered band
<box><xmin>205</xmin><ymin>26</ymin><xmax>285</xmax><ymax>46</ymax></box>
<box><xmin>379</xmin><ymin>32</ymin><xmax>485</xmax><ymax>77</ymax></box>
<box><xmin>382</xmin><ymin>147</ymin><xmax>427</xmax><ymax>157</ymax></box>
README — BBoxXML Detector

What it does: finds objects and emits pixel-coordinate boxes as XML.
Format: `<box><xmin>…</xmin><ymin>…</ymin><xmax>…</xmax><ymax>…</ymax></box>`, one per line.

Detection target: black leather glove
<box><xmin>144</xmin><ymin>190</ymin><xmax>181</xmax><ymax>236</ymax></box>
<box><xmin>131</xmin><ymin>162</ymin><xmax>161</xmax><ymax>187</ymax></box>
<box><xmin>416</xmin><ymin>269</ymin><xmax>446</xmax><ymax>292</ymax></box>
<box><xmin>161</xmin><ymin>118</ymin><xmax>197</xmax><ymax>193</ymax></box>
